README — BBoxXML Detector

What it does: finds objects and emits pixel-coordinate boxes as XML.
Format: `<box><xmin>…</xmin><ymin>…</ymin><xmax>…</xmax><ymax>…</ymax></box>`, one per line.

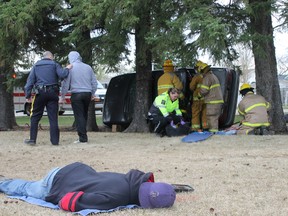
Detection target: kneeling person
<box><xmin>148</xmin><ymin>88</ymin><xmax>184</xmax><ymax>136</ymax></box>
<box><xmin>237</xmin><ymin>83</ymin><xmax>271</xmax><ymax>135</ymax></box>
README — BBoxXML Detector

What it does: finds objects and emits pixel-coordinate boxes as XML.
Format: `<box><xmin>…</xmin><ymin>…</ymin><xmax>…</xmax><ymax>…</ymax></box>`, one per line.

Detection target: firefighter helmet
<box><xmin>239</xmin><ymin>83</ymin><xmax>254</xmax><ymax>96</ymax></box>
<box><xmin>195</xmin><ymin>60</ymin><xmax>209</xmax><ymax>73</ymax></box>
<box><xmin>240</xmin><ymin>83</ymin><xmax>253</xmax><ymax>91</ymax></box>
<box><xmin>163</xmin><ymin>59</ymin><xmax>175</xmax><ymax>73</ymax></box>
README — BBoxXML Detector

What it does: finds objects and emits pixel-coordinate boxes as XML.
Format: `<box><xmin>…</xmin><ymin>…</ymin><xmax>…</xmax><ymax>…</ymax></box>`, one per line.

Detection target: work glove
<box><xmin>170</xmin><ymin>121</ymin><xmax>177</xmax><ymax>128</ymax></box>
<box><xmin>180</xmin><ymin>119</ymin><xmax>186</xmax><ymax>125</ymax></box>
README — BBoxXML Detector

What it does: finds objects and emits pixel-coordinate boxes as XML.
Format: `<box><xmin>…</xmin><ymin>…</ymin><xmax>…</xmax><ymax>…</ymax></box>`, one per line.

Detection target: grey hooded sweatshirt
<box><xmin>61</xmin><ymin>51</ymin><xmax>97</xmax><ymax>98</ymax></box>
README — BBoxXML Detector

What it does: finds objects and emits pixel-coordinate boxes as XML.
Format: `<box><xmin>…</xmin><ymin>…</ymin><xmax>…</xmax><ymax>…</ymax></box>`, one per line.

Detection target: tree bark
<box><xmin>78</xmin><ymin>28</ymin><xmax>99</xmax><ymax>131</ymax></box>
<box><xmin>249</xmin><ymin>0</ymin><xmax>287</xmax><ymax>133</ymax></box>
<box><xmin>0</xmin><ymin>67</ymin><xmax>17</xmax><ymax>130</ymax></box>
<box><xmin>87</xmin><ymin>101</ymin><xmax>99</xmax><ymax>132</ymax></box>
<box><xmin>125</xmin><ymin>2</ymin><xmax>153</xmax><ymax>133</ymax></box>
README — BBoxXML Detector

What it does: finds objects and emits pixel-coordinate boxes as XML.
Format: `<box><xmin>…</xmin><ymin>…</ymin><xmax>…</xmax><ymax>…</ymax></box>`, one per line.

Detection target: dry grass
<box><xmin>0</xmin><ymin>130</ymin><xmax>288</xmax><ymax>216</ymax></box>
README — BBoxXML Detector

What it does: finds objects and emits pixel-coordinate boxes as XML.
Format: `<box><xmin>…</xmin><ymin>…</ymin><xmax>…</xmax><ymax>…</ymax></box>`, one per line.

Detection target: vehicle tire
<box><xmin>58</xmin><ymin>110</ymin><xmax>65</xmax><ymax>115</ymax></box>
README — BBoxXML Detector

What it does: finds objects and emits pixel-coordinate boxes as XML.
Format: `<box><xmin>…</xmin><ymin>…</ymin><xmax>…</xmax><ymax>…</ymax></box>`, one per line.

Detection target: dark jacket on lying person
<box><xmin>0</xmin><ymin>162</ymin><xmax>176</xmax><ymax>212</ymax></box>
<box><xmin>46</xmin><ymin>162</ymin><xmax>153</xmax><ymax>211</ymax></box>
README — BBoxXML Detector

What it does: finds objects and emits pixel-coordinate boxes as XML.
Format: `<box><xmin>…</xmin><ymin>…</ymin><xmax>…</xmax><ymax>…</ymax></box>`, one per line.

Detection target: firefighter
<box><xmin>148</xmin><ymin>87</ymin><xmax>184</xmax><ymax>136</ymax></box>
<box><xmin>237</xmin><ymin>83</ymin><xmax>271</xmax><ymax>135</ymax></box>
<box><xmin>157</xmin><ymin>59</ymin><xmax>184</xmax><ymax>98</ymax></box>
<box><xmin>189</xmin><ymin>61</ymin><xmax>208</xmax><ymax>132</ymax></box>
<box><xmin>197</xmin><ymin>61</ymin><xmax>224</xmax><ymax>133</ymax></box>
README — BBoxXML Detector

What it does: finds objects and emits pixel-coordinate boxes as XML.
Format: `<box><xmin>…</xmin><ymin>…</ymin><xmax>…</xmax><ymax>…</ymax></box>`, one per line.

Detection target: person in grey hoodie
<box><xmin>61</xmin><ymin>51</ymin><xmax>97</xmax><ymax>143</ymax></box>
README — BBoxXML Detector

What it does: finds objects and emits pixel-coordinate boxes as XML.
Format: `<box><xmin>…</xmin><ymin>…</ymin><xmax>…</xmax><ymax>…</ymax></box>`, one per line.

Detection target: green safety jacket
<box><xmin>148</xmin><ymin>92</ymin><xmax>182</xmax><ymax>117</ymax></box>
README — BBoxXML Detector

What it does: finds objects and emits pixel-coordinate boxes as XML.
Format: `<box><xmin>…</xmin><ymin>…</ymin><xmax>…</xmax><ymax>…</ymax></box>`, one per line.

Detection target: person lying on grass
<box><xmin>0</xmin><ymin>162</ymin><xmax>176</xmax><ymax>212</ymax></box>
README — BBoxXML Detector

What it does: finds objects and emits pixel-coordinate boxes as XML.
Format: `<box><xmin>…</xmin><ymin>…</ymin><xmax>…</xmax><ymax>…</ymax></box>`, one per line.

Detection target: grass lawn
<box><xmin>16</xmin><ymin>115</ymin><xmax>103</xmax><ymax>127</ymax></box>
<box><xmin>16</xmin><ymin>114</ymin><xmax>240</xmax><ymax>127</ymax></box>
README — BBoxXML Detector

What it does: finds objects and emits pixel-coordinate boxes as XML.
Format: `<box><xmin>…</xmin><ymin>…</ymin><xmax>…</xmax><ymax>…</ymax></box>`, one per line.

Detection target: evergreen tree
<box><xmin>1</xmin><ymin>0</ymin><xmax>286</xmax><ymax>132</ymax></box>
<box><xmin>248</xmin><ymin>0</ymin><xmax>286</xmax><ymax>132</ymax></box>
<box><xmin>0</xmin><ymin>0</ymin><xmax>71</xmax><ymax>130</ymax></box>
<box><xmin>0</xmin><ymin>0</ymin><xmax>37</xmax><ymax>130</ymax></box>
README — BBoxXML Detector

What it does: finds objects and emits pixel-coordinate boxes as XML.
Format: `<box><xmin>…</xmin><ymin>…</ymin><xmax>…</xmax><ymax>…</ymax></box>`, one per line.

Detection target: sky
<box><xmin>274</xmin><ymin>30</ymin><xmax>288</xmax><ymax>58</ymax></box>
<box><xmin>215</xmin><ymin>0</ymin><xmax>288</xmax><ymax>58</ymax></box>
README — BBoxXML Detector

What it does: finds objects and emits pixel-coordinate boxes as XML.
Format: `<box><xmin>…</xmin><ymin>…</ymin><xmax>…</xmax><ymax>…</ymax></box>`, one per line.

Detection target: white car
<box><xmin>14</xmin><ymin>80</ymin><xmax>107</xmax><ymax>115</ymax></box>
<box><xmin>94</xmin><ymin>81</ymin><xmax>107</xmax><ymax>111</ymax></box>
<box><xmin>61</xmin><ymin>80</ymin><xmax>107</xmax><ymax>112</ymax></box>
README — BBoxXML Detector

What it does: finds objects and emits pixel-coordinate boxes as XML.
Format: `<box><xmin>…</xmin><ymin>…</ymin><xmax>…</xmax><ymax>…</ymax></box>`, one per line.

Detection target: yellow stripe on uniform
<box><xmin>210</xmin><ymin>84</ymin><xmax>220</xmax><ymax>89</ymax></box>
<box><xmin>242</xmin><ymin>122</ymin><xmax>270</xmax><ymax>127</ymax></box>
<box><xmin>158</xmin><ymin>85</ymin><xmax>174</xmax><ymax>90</ymax></box>
<box><xmin>207</xmin><ymin>100</ymin><xmax>224</xmax><ymax>104</ymax></box>
<box><xmin>244</xmin><ymin>103</ymin><xmax>268</xmax><ymax>113</ymax></box>
<box><xmin>30</xmin><ymin>96</ymin><xmax>36</xmax><ymax>117</ymax></box>
<box><xmin>199</xmin><ymin>84</ymin><xmax>209</xmax><ymax>90</ymax></box>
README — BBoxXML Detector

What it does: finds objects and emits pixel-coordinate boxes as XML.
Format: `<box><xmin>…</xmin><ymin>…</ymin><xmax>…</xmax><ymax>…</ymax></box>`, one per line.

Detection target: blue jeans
<box><xmin>0</xmin><ymin>167</ymin><xmax>60</xmax><ymax>200</ymax></box>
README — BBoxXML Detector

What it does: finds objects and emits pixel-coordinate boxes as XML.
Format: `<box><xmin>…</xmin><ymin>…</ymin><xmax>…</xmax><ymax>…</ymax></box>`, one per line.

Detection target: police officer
<box><xmin>24</xmin><ymin>51</ymin><xmax>72</xmax><ymax>145</ymax></box>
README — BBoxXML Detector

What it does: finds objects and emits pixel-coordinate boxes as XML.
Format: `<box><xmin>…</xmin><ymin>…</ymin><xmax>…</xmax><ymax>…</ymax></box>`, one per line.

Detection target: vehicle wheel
<box><xmin>58</xmin><ymin>110</ymin><xmax>65</xmax><ymax>115</ymax></box>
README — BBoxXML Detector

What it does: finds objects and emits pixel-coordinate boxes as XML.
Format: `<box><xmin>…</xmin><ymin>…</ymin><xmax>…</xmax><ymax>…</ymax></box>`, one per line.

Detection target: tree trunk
<box><xmin>125</xmin><ymin>2</ymin><xmax>153</xmax><ymax>133</ymax></box>
<box><xmin>0</xmin><ymin>68</ymin><xmax>17</xmax><ymax>130</ymax></box>
<box><xmin>87</xmin><ymin>101</ymin><xmax>99</xmax><ymax>131</ymax></box>
<box><xmin>249</xmin><ymin>0</ymin><xmax>287</xmax><ymax>133</ymax></box>
<box><xmin>78</xmin><ymin>28</ymin><xmax>98</xmax><ymax>131</ymax></box>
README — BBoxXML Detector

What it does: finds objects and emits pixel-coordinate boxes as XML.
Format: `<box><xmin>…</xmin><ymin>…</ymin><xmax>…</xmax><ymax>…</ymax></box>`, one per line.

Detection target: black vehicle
<box><xmin>103</xmin><ymin>67</ymin><xmax>240</xmax><ymax>130</ymax></box>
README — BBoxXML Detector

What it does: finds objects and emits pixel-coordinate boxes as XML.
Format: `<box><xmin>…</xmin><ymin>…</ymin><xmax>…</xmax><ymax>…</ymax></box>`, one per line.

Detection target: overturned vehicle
<box><xmin>102</xmin><ymin>67</ymin><xmax>240</xmax><ymax>131</ymax></box>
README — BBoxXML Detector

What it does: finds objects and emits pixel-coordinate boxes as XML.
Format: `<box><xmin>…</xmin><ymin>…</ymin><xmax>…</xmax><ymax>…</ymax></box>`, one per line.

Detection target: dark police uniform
<box><xmin>24</xmin><ymin>57</ymin><xmax>69</xmax><ymax>145</ymax></box>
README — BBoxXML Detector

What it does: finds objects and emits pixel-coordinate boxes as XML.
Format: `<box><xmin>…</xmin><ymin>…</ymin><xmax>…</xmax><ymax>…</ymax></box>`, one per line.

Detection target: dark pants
<box><xmin>71</xmin><ymin>92</ymin><xmax>91</xmax><ymax>142</ymax></box>
<box><xmin>151</xmin><ymin>116</ymin><xmax>170</xmax><ymax>134</ymax></box>
<box><xmin>150</xmin><ymin>113</ymin><xmax>181</xmax><ymax>134</ymax></box>
<box><xmin>30</xmin><ymin>88</ymin><xmax>59</xmax><ymax>145</ymax></box>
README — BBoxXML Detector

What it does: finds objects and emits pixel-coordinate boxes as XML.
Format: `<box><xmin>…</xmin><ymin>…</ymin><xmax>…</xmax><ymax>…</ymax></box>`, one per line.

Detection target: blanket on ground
<box><xmin>181</xmin><ymin>130</ymin><xmax>237</xmax><ymax>143</ymax></box>
<box><xmin>181</xmin><ymin>131</ymin><xmax>213</xmax><ymax>143</ymax></box>
<box><xmin>8</xmin><ymin>195</ymin><xmax>138</xmax><ymax>215</ymax></box>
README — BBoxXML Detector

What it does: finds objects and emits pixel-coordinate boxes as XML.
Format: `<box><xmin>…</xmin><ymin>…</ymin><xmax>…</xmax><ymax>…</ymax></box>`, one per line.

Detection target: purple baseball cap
<box><xmin>138</xmin><ymin>182</ymin><xmax>176</xmax><ymax>208</ymax></box>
